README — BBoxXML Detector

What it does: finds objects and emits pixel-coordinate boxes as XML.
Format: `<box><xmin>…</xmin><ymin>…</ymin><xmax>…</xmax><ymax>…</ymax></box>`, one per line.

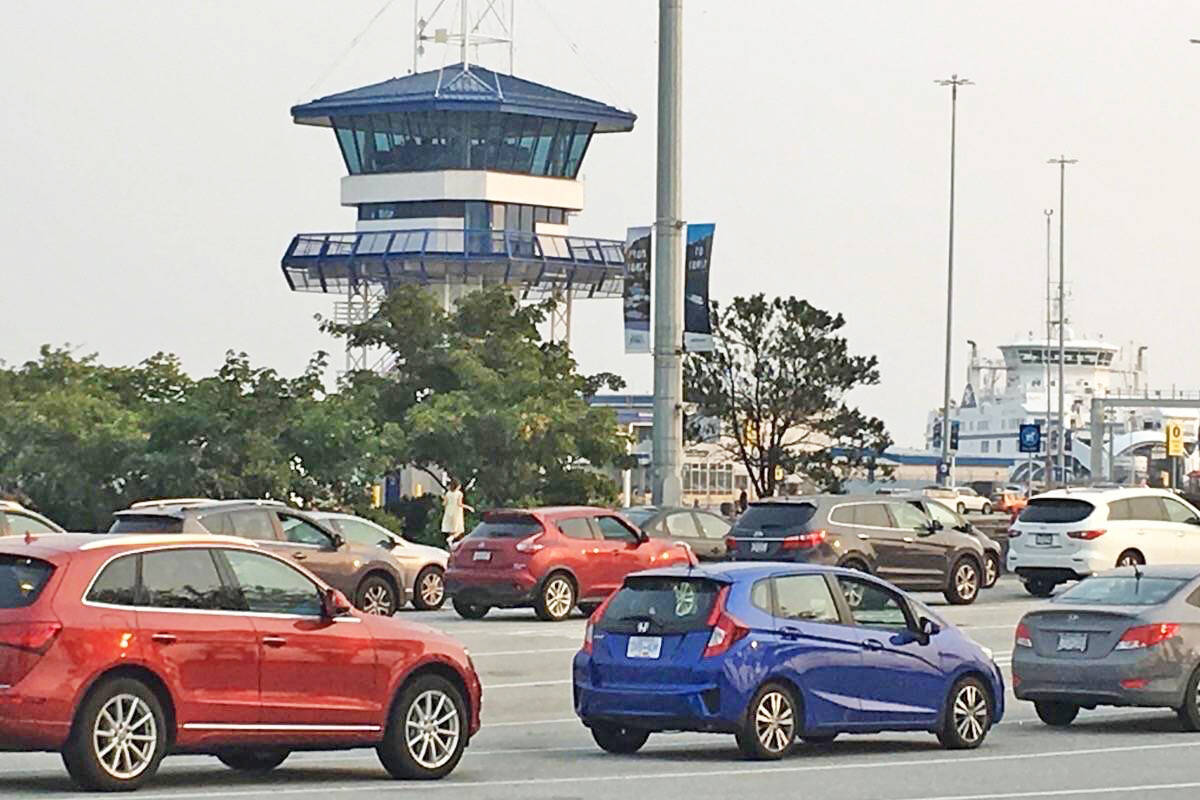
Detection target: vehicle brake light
<box><xmin>1015</xmin><ymin>622</ymin><xmax>1032</xmax><ymax>648</ymax></box>
<box><xmin>0</xmin><ymin>622</ymin><xmax>62</xmax><ymax>654</ymax></box>
<box><xmin>1120</xmin><ymin>678</ymin><xmax>1149</xmax><ymax>689</ymax></box>
<box><xmin>703</xmin><ymin>586</ymin><xmax>748</xmax><ymax>658</ymax></box>
<box><xmin>581</xmin><ymin>593</ymin><xmax>616</xmax><ymax>655</ymax></box>
<box><xmin>724</xmin><ymin>536</ymin><xmax>737</xmax><ymax>551</ymax></box>
<box><xmin>515</xmin><ymin>533</ymin><xmax>545</xmax><ymax>553</ymax></box>
<box><xmin>1067</xmin><ymin>529</ymin><xmax>1106</xmax><ymax>540</ymax></box>
<box><xmin>780</xmin><ymin>530</ymin><xmax>827</xmax><ymax>551</ymax></box>
<box><xmin>1116</xmin><ymin>623</ymin><xmax>1180</xmax><ymax>650</ymax></box>
<box><xmin>1007</xmin><ymin>528</ymin><xmax>1022</xmax><ymax>539</ymax></box>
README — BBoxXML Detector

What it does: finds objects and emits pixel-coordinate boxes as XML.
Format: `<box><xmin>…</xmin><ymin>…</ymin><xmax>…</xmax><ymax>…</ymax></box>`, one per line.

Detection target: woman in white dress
<box><xmin>441</xmin><ymin>479</ymin><xmax>474</xmax><ymax>545</ymax></box>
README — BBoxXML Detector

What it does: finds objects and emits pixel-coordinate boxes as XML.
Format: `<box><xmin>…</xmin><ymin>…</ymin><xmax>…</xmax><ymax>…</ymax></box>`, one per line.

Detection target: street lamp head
<box><xmin>935</xmin><ymin>75</ymin><xmax>973</xmax><ymax>86</ymax></box>
<box><xmin>1044</xmin><ymin>208</ymin><xmax>1054</xmax><ymax>217</ymax></box>
<box><xmin>1048</xmin><ymin>156</ymin><xmax>1079</xmax><ymax>165</ymax></box>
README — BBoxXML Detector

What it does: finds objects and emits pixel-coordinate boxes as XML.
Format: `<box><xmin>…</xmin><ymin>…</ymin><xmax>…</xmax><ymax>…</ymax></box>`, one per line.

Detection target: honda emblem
<box><xmin>753</xmin><ymin>530</ymin><xmax>764</xmax><ymax>538</ymax></box>
<box><xmin>637</xmin><ymin>621</ymin><xmax>649</xmax><ymax>633</ymax></box>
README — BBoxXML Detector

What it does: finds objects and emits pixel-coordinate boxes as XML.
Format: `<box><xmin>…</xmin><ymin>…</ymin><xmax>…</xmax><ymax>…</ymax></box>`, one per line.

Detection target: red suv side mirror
<box><xmin>322</xmin><ymin>588</ymin><xmax>353</xmax><ymax>618</ymax></box>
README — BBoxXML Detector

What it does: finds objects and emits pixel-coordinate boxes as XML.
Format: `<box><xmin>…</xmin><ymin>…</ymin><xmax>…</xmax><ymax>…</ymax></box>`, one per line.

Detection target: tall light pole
<box><xmin>1048</xmin><ymin>155</ymin><xmax>1078</xmax><ymax>484</ymax></box>
<box><xmin>935</xmin><ymin>74</ymin><xmax>972</xmax><ymax>486</ymax></box>
<box><xmin>1043</xmin><ymin>208</ymin><xmax>1053</xmax><ymax>487</ymax></box>
<box><xmin>652</xmin><ymin>0</ymin><xmax>684</xmax><ymax>505</ymax></box>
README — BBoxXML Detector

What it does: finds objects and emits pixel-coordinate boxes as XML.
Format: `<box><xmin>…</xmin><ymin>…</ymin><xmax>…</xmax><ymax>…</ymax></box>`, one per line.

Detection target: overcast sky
<box><xmin>3</xmin><ymin>1</ymin><xmax>1199</xmax><ymax>446</ymax></box>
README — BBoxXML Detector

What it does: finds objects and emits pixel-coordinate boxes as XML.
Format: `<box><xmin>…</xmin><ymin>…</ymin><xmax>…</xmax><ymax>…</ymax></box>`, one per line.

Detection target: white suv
<box><xmin>924</xmin><ymin>486</ymin><xmax>992</xmax><ymax>515</ymax></box>
<box><xmin>1007</xmin><ymin>487</ymin><xmax>1200</xmax><ymax>596</ymax></box>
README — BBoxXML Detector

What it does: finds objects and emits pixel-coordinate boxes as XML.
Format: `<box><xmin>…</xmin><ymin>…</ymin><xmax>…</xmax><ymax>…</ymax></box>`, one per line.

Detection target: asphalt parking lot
<box><xmin>5</xmin><ymin>576</ymin><xmax>1200</xmax><ymax>800</ymax></box>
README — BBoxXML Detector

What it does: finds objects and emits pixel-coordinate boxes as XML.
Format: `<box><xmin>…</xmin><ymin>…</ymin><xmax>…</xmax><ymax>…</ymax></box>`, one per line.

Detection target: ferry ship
<box><xmin>923</xmin><ymin>328</ymin><xmax>1200</xmax><ymax>484</ymax></box>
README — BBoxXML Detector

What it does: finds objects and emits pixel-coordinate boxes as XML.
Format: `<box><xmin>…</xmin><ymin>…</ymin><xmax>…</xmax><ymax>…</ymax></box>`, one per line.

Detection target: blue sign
<box><xmin>1019</xmin><ymin>423</ymin><xmax>1041</xmax><ymax>454</ymax></box>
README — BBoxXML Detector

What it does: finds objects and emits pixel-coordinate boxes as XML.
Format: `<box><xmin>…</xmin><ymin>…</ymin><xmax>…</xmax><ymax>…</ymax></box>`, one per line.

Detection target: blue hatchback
<box><xmin>573</xmin><ymin>562</ymin><xmax>1004</xmax><ymax>759</ymax></box>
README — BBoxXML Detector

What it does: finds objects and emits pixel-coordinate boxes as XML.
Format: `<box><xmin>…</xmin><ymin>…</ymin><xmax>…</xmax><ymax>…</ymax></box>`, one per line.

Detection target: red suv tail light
<box><xmin>1015</xmin><ymin>622</ymin><xmax>1032</xmax><ymax>648</ymax></box>
<box><xmin>515</xmin><ymin>533</ymin><xmax>545</xmax><ymax>553</ymax></box>
<box><xmin>0</xmin><ymin>622</ymin><xmax>62</xmax><ymax>654</ymax></box>
<box><xmin>780</xmin><ymin>530</ymin><xmax>827</xmax><ymax>551</ymax></box>
<box><xmin>703</xmin><ymin>586</ymin><xmax>748</xmax><ymax>658</ymax></box>
<box><xmin>1116</xmin><ymin>623</ymin><xmax>1180</xmax><ymax>650</ymax></box>
<box><xmin>1067</xmin><ymin>529</ymin><xmax>1106</xmax><ymax>540</ymax></box>
<box><xmin>582</xmin><ymin>593</ymin><xmax>617</xmax><ymax>655</ymax></box>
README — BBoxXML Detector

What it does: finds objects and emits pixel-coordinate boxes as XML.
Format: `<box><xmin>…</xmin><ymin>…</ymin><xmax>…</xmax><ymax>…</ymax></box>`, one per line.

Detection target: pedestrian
<box><xmin>441</xmin><ymin>479</ymin><xmax>474</xmax><ymax>546</ymax></box>
<box><xmin>737</xmin><ymin>489</ymin><xmax>748</xmax><ymax>513</ymax></box>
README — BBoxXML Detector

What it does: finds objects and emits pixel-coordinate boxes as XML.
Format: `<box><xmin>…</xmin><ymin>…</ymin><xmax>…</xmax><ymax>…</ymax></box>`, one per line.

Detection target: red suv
<box><xmin>445</xmin><ymin>506</ymin><xmax>691</xmax><ymax>621</ymax></box>
<box><xmin>0</xmin><ymin>533</ymin><xmax>481</xmax><ymax>791</ymax></box>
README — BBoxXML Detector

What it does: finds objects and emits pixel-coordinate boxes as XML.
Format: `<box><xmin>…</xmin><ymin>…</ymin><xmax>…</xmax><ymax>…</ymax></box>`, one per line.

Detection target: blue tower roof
<box><xmin>291</xmin><ymin>63</ymin><xmax>636</xmax><ymax>133</ymax></box>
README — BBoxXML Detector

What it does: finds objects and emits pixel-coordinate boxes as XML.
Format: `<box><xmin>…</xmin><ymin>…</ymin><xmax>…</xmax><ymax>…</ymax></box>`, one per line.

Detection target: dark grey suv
<box><xmin>108</xmin><ymin>499</ymin><xmax>407</xmax><ymax>615</ymax></box>
<box><xmin>725</xmin><ymin>495</ymin><xmax>988</xmax><ymax>604</ymax></box>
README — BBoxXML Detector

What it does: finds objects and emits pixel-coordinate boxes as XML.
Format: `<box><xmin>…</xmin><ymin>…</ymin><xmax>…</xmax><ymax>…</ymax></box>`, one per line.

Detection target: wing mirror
<box><xmin>919</xmin><ymin>617</ymin><xmax>940</xmax><ymax>637</ymax></box>
<box><xmin>322</xmin><ymin>588</ymin><xmax>353</xmax><ymax>619</ymax></box>
<box><xmin>638</xmin><ymin>530</ymin><xmax>650</xmax><ymax>544</ymax></box>
<box><xmin>330</xmin><ymin>533</ymin><xmax>346</xmax><ymax>549</ymax></box>
<box><xmin>922</xmin><ymin>520</ymin><xmax>942</xmax><ymax>535</ymax></box>
<box><xmin>1188</xmin><ymin>517</ymin><xmax>1200</xmax><ymax>526</ymax></box>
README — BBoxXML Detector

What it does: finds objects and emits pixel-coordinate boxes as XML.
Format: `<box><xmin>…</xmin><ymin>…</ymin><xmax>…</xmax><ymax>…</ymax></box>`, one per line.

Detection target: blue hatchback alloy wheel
<box><xmin>937</xmin><ymin>677</ymin><xmax>991</xmax><ymax>749</ymax></box>
<box><xmin>737</xmin><ymin>683</ymin><xmax>797</xmax><ymax>760</ymax></box>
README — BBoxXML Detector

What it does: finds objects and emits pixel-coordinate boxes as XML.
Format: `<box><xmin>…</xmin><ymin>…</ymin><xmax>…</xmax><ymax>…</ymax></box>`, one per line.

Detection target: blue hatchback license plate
<box><xmin>626</xmin><ymin>636</ymin><xmax>662</xmax><ymax>659</ymax></box>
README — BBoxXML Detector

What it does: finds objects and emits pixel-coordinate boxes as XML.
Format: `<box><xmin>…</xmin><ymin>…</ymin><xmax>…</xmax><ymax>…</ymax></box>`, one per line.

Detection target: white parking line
<box><xmin>471</xmin><ymin>647</ymin><xmax>579</xmax><ymax>657</ymax></box>
<box><xmin>900</xmin><ymin>782</ymin><xmax>1200</xmax><ymax>800</ymax></box>
<box><xmin>58</xmin><ymin>739</ymin><xmax>1200</xmax><ymax>799</ymax></box>
<box><xmin>483</xmin><ymin>679</ymin><xmax>573</xmax><ymax>690</ymax></box>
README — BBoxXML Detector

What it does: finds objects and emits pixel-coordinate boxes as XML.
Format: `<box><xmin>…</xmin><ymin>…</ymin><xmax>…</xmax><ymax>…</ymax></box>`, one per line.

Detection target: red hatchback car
<box><xmin>445</xmin><ymin>506</ymin><xmax>692</xmax><ymax>621</ymax></box>
<box><xmin>0</xmin><ymin>533</ymin><xmax>481</xmax><ymax>791</ymax></box>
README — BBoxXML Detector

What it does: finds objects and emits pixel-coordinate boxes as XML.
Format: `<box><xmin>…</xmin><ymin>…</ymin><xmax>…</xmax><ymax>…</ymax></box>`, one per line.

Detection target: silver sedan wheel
<box><xmin>545</xmin><ymin>577</ymin><xmax>574</xmax><ymax>619</ymax></box>
<box><xmin>983</xmin><ymin>556</ymin><xmax>998</xmax><ymax>587</ymax></box>
<box><xmin>420</xmin><ymin>571</ymin><xmax>444</xmax><ymax>608</ymax></box>
<box><xmin>405</xmin><ymin>690</ymin><xmax>461</xmax><ymax>770</ymax></box>
<box><xmin>754</xmin><ymin>690</ymin><xmax>795</xmax><ymax>754</ymax></box>
<box><xmin>93</xmin><ymin>694</ymin><xmax>157</xmax><ymax>780</ymax></box>
<box><xmin>955</xmin><ymin>563</ymin><xmax>979</xmax><ymax>601</ymax></box>
<box><xmin>362</xmin><ymin>583</ymin><xmax>394</xmax><ymax>615</ymax></box>
<box><xmin>953</xmin><ymin>683</ymin><xmax>988</xmax><ymax>744</ymax></box>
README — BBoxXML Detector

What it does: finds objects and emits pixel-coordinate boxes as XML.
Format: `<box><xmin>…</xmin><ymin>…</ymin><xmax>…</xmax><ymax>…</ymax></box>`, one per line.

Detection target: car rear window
<box><xmin>1056</xmin><ymin>576</ymin><xmax>1187</xmax><ymax>606</ymax></box>
<box><xmin>108</xmin><ymin>515</ymin><xmax>184</xmax><ymax>534</ymax></box>
<box><xmin>734</xmin><ymin>503</ymin><xmax>817</xmax><ymax>532</ymax></box>
<box><xmin>0</xmin><ymin>555</ymin><xmax>55</xmax><ymax>608</ymax></box>
<box><xmin>600</xmin><ymin>576</ymin><xmax>721</xmax><ymax>634</ymax></box>
<box><xmin>1018</xmin><ymin>498</ymin><xmax>1095</xmax><ymax>524</ymax></box>
<box><xmin>467</xmin><ymin>515</ymin><xmax>543</xmax><ymax>539</ymax></box>
<box><xmin>622</xmin><ymin>509</ymin><xmax>656</xmax><ymax>526</ymax></box>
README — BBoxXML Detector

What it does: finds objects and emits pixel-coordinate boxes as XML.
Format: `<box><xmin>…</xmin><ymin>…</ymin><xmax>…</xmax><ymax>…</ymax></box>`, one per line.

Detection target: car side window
<box><xmin>279</xmin><ymin>515</ymin><xmax>334</xmax><ymax>547</ymax></box>
<box><xmin>1163</xmin><ymin>499</ymin><xmax>1200</xmax><ymax>525</ymax></box>
<box><xmin>888</xmin><ymin>502</ymin><xmax>930</xmax><ymax>530</ymax></box>
<box><xmin>228</xmin><ymin>510</ymin><xmax>278</xmax><ymax>541</ymax></box>
<box><xmin>1107</xmin><ymin>500</ymin><xmax>1131</xmax><ymax>521</ymax></box>
<box><xmin>751</xmin><ymin>579</ymin><xmax>773</xmax><ymax>613</ymax></box>
<box><xmin>695</xmin><ymin>513</ymin><xmax>730</xmax><ymax>539</ymax></box>
<box><xmin>199</xmin><ymin>511</ymin><xmax>235</xmax><ymax>535</ymax></box>
<box><xmin>595</xmin><ymin>516</ymin><xmax>639</xmax><ymax>542</ymax></box>
<box><xmin>829</xmin><ymin>505</ymin><xmax>854</xmax><ymax>525</ymax></box>
<box><xmin>558</xmin><ymin>517</ymin><xmax>596</xmax><ymax>540</ymax></box>
<box><xmin>773</xmin><ymin>575</ymin><xmax>840</xmax><ymax>623</ymax></box>
<box><xmin>924</xmin><ymin>501</ymin><xmax>961</xmax><ymax>529</ymax></box>
<box><xmin>221</xmin><ymin>549</ymin><xmax>323</xmax><ymax>616</ymax></box>
<box><xmin>835</xmin><ymin>576</ymin><xmax>911</xmax><ymax>632</ymax></box>
<box><xmin>665</xmin><ymin>513</ymin><xmax>701</xmax><ymax>538</ymax></box>
<box><xmin>5</xmin><ymin>512</ymin><xmax>57</xmax><ymax>536</ymax></box>
<box><xmin>1128</xmin><ymin>497</ymin><xmax>1167</xmax><ymax>522</ymax></box>
<box><xmin>86</xmin><ymin>554</ymin><xmax>138</xmax><ymax>606</ymax></box>
<box><xmin>335</xmin><ymin>518</ymin><xmax>391</xmax><ymax>547</ymax></box>
<box><xmin>853</xmin><ymin>503</ymin><xmax>891</xmax><ymax>528</ymax></box>
<box><xmin>140</xmin><ymin>549</ymin><xmax>228</xmax><ymax>610</ymax></box>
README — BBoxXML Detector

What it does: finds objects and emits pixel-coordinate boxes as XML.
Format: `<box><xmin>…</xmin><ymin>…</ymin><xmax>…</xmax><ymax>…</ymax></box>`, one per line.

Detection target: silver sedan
<box><xmin>1013</xmin><ymin>564</ymin><xmax>1200</xmax><ymax>728</ymax></box>
<box><xmin>311</xmin><ymin>512</ymin><xmax>449</xmax><ymax>611</ymax></box>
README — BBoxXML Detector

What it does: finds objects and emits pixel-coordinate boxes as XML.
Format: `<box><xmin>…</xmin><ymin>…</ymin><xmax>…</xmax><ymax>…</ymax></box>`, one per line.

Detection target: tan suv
<box><xmin>0</xmin><ymin>500</ymin><xmax>65</xmax><ymax>536</ymax></box>
<box><xmin>108</xmin><ymin>499</ymin><xmax>408</xmax><ymax>615</ymax></box>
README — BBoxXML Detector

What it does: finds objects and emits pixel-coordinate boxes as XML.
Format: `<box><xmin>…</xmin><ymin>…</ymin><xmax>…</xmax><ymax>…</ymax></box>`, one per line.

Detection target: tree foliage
<box><xmin>684</xmin><ymin>294</ymin><xmax>892</xmax><ymax>497</ymax></box>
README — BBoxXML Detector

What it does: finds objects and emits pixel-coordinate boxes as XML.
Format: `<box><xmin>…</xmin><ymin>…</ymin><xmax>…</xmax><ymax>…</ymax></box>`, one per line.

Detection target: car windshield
<box><xmin>467</xmin><ymin>516</ymin><xmax>543</xmax><ymax>539</ymax></box>
<box><xmin>733</xmin><ymin>503</ymin><xmax>817</xmax><ymax>532</ymax></box>
<box><xmin>0</xmin><ymin>555</ymin><xmax>55</xmax><ymax>608</ymax></box>
<box><xmin>1019</xmin><ymin>498</ymin><xmax>1095</xmax><ymax>524</ymax></box>
<box><xmin>622</xmin><ymin>509</ymin><xmax>656</xmax><ymax>525</ymax></box>
<box><xmin>599</xmin><ymin>576</ymin><xmax>721</xmax><ymax>634</ymax></box>
<box><xmin>1056</xmin><ymin>576</ymin><xmax>1188</xmax><ymax>606</ymax></box>
<box><xmin>108</xmin><ymin>515</ymin><xmax>184</xmax><ymax>534</ymax></box>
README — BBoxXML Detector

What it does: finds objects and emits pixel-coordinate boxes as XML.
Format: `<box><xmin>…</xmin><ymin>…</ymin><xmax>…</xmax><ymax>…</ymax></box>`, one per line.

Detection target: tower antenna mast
<box><xmin>414</xmin><ymin>0</ymin><xmax>515</xmax><ymax>73</ymax></box>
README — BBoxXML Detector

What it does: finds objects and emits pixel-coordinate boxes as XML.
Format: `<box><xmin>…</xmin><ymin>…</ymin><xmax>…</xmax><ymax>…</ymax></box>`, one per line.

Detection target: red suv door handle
<box><xmin>150</xmin><ymin>633</ymin><xmax>177</xmax><ymax>645</ymax></box>
<box><xmin>262</xmin><ymin>636</ymin><xmax>287</xmax><ymax>648</ymax></box>
<box><xmin>292</xmin><ymin>552</ymin><xmax>307</xmax><ymax>560</ymax></box>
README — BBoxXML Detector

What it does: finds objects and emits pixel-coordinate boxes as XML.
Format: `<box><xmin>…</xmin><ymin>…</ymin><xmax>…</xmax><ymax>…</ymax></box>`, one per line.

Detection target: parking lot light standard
<box><xmin>935</xmin><ymin>74</ymin><xmax>972</xmax><ymax>486</ymax></box>
<box><xmin>1047</xmin><ymin>155</ymin><xmax>1078</xmax><ymax>485</ymax></box>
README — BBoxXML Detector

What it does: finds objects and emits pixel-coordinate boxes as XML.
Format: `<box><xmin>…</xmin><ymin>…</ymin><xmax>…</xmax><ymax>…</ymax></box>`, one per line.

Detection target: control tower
<box><xmin>281</xmin><ymin>20</ymin><xmax>636</xmax><ymax>368</ymax></box>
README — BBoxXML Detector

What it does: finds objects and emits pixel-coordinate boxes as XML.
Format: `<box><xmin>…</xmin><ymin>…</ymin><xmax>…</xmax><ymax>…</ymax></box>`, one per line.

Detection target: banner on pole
<box><xmin>683</xmin><ymin>223</ymin><xmax>715</xmax><ymax>352</ymax></box>
<box><xmin>622</xmin><ymin>226</ymin><xmax>652</xmax><ymax>353</ymax></box>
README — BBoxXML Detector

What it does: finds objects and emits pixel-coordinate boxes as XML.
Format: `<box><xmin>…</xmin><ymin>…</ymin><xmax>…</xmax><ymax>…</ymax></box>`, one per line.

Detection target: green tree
<box><xmin>324</xmin><ymin>286</ymin><xmax>629</xmax><ymax>508</ymax></box>
<box><xmin>684</xmin><ymin>294</ymin><xmax>892</xmax><ymax>497</ymax></box>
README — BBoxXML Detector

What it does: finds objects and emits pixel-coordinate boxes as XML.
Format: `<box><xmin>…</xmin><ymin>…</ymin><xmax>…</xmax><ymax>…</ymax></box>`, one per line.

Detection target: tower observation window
<box><xmin>332</xmin><ymin>112</ymin><xmax>595</xmax><ymax>178</ymax></box>
<box><xmin>357</xmin><ymin>201</ymin><xmax>567</xmax><ymax>226</ymax></box>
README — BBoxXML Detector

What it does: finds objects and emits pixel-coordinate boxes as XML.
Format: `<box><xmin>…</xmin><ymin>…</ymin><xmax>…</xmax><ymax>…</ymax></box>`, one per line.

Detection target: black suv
<box><xmin>725</xmin><ymin>495</ymin><xmax>987</xmax><ymax>604</ymax></box>
<box><xmin>108</xmin><ymin>499</ymin><xmax>407</xmax><ymax>615</ymax></box>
